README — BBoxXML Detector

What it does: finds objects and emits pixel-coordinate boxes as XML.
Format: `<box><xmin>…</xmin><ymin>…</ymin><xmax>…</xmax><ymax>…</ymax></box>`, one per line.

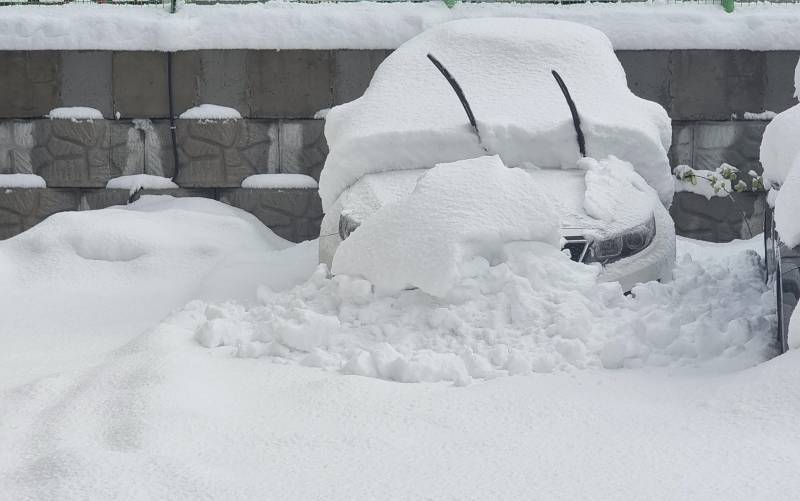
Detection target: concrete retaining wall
<box><xmin>2</xmin><ymin>48</ymin><xmax>796</xmax><ymax>242</ymax></box>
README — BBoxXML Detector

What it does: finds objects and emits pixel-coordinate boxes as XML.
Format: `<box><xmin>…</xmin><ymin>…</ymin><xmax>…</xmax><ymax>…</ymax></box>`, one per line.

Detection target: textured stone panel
<box><xmin>692</xmin><ymin>121</ymin><xmax>767</xmax><ymax>174</ymax></box>
<box><xmin>78</xmin><ymin>189</ymin><xmax>131</xmax><ymax>210</ymax></box>
<box><xmin>32</xmin><ymin>119</ymin><xmax>115</xmax><ymax>187</ymax></box>
<box><xmin>0</xmin><ymin>121</ymin><xmax>35</xmax><ymax>174</ymax></box>
<box><xmin>670</xmin><ymin>191</ymin><xmax>765</xmax><ymax>242</ymax></box>
<box><xmin>333</xmin><ymin>50</ymin><xmax>392</xmax><ymax>105</ymax></box>
<box><xmin>0</xmin><ymin>51</ymin><xmax>60</xmax><ymax>118</ymax></box>
<box><xmin>246</xmin><ymin>50</ymin><xmax>333</xmax><ymax>118</ymax></box>
<box><xmin>112</xmin><ymin>52</ymin><xmax>169</xmax><ymax>118</ymax></box>
<box><xmin>670</xmin><ymin>51</ymin><xmax>766</xmax><ymax>120</ymax></box>
<box><xmin>218</xmin><ymin>188</ymin><xmax>323</xmax><ymax>242</ymax></box>
<box><xmin>279</xmin><ymin>119</ymin><xmax>328</xmax><ymax>180</ymax></box>
<box><xmin>0</xmin><ymin>188</ymin><xmax>78</xmax><ymax>240</ymax></box>
<box><xmin>175</xmin><ymin>119</ymin><xmax>278</xmax><ymax>187</ymax></box>
<box><xmin>132</xmin><ymin>188</ymin><xmax>216</xmax><ymax>201</ymax></box>
<box><xmin>764</xmin><ymin>51</ymin><xmax>800</xmax><ymax>115</ymax></box>
<box><xmin>616</xmin><ymin>50</ymin><xmax>672</xmax><ymax>110</ymax></box>
<box><xmin>110</xmin><ymin>120</ymin><xmax>172</xmax><ymax>179</ymax></box>
<box><xmin>61</xmin><ymin>51</ymin><xmax>113</xmax><ymax>117</ymax></box>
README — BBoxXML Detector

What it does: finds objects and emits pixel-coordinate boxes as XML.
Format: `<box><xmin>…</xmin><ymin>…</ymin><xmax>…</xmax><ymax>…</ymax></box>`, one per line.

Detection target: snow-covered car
<box><xmin>318</xmin><ymin>18</ymin><xmax>676</xmax><ymax>292</ymax></box>
<box><xmin>761</xmin><ymin>102</ymin><xmax>800</xmax><ymax>352</ymax></box>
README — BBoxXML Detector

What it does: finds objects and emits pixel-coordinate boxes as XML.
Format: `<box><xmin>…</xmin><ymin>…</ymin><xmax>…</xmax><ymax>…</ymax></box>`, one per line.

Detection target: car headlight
<box><xmin>586</xmin><ymin>214</ymin><xmax>656</xmax><ymax>265</ymax></box>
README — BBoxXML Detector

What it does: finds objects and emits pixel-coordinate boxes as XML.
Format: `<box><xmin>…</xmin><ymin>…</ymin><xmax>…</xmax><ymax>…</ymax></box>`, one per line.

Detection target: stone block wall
<box><xmin>1</xmin><ymin>48</ymin><xmax>798</xmax><ymax>243</ymax></box>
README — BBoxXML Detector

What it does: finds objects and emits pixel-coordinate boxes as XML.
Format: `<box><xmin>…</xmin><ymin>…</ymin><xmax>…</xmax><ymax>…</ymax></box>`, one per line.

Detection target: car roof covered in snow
<box><xmin>319</xmin><ymin>18</ymin><xmax>673</xmax><ymax>212</ymax></box>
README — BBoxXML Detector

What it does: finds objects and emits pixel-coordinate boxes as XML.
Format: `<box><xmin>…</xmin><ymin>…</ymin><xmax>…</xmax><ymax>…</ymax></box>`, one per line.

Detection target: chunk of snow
<box><xmin>178</xmin><ymin>104</ymin><xmax>241</xmax><ymax>120</ymax></box>
<box><xmin>106</xmin><ymin>174</ymin><xmax>178</xmax><ymax>194</ymax></box>
<box><xmin>46</xmin><ymin>107</ymin><xmax>103</xmax><ymax>121</ymax></box>
<box><xmin>6</xmin><ymin>3</ymin><xmax>800</xmax><ymax>51</ymax></box>
<box><xmin>314</xmin><ymin>108</ymin><xmax>330</xmax><ymax>120</ymax></box>
<box><xmin>192</xmin><ymin>235</ymin><xmax>773</xmax><ymax>385</ymax></box>
<box><xmin>742</xmin><ymin>111</ymin><xmax>777</xmax><ymax>121</ymax></box>
<box><xmin>0</xmin><ymin>174</ymin><xmax>46</xmax><ymax>189</ymax></box>
<box><xmin>332</xmin><ymin>155</ymin><xmax>561</xmax><ymax>297</ymax></box>
<box><xmin>760</xmin><ymin>104</ymin><xmax>800</xmax><ymax>187</ymax></box>
<box><xmin>241</xmin><ymin>174</ymin><xmax>318</xmax><ymax>189</ymax></box>
<box><xmin>320</xmin><ymin>18</ymin><xmax>673</xmax><ymax>212</ymax></box>
<box><xmin>774</xmin><ymin>157</ymin><xmax>800</xmax><ymax>248</ymax></box>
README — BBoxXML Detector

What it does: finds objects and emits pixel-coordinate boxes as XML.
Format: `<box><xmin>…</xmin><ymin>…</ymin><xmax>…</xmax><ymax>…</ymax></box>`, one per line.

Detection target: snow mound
<box><xmin>190</xmin><ymin>237</ymin><xmax>773</xmax><ymax>386</ymax></box>
<box><xmin>332</xmin><ymin>155</ymin><xmax>560</xmax><ymax>297</ymax></box>
<box><xmin>179</xmin><ymin>104</ymin><xmax>242</xmax><ymax>120</ymax></box>
<box><xmin>106</xmin><ymin>174</ymin><xmax>178</xmax><ymax>194</ymax></box>
<box><xmin>0</xmin><ymin>174</ymin><xmax>46</xmax><ymax>189</ymax></box>
<box><xmin>774</xmin><ymin>157</ymin><xmax>800</xmax><ymax>248</ymax></box>
<box><xmin>46</xmin><ymin>107</ymin><xmax>103</xmax><ymax>121</ymax></box>
<box><xmin>760</xmin><ymin>104</ymin><xmax>800</xmax><ymax>188</ymax></box>
<box><xmin>320</xmin><ymin>18</ymin><xmax>673</xmax><ymax>212</ymax></box>
<box><xmin>241</xmin><ymin>174</ymin><xmax>318</xmax><ymax>189</ymax></box>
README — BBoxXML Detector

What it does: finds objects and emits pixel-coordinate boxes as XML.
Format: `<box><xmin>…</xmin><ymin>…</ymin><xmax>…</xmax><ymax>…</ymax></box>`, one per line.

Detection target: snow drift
<box><xmin>319</xmin><ymin>18</ymin><xmax>673</xmax><ymax>211</ymax></box>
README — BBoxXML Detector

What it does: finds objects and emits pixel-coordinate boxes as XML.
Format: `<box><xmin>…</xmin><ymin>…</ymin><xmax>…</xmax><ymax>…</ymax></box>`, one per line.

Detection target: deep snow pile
<box><xmin>320</xmin><ymin>18</ymin><xmax>672</xmax><ymax>211</ymax></box>
<box><xmin>191</xmin><ymin>236</ymin><xmax>773</xmax><ymax>385</ymax></box>
<box><xmin>0</xmin><ymin>195</ymin><xmax>315</xmax><ymax>389</ymax></box>
<box><xmin>760</xmin><ymin>57</ymin><xmax>800</xmax><ymax>245</ymax></box>
<box><xmin>333</xmin><ymin>156</ymin><xmax>560</xmax><ymax>296</ymax></box>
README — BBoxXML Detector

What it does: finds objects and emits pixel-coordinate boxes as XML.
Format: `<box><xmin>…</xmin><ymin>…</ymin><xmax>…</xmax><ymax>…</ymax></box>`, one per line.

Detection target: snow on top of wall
<box><xmin>46</xmin><ymin>107</ymin><xmax>103</xmax><ymax>121</ymax></box>
<box><xmin>106</xmin><ymin>174</ymin><xmax>178</xmax><ymax>194</ymax></box>
<box><xmin>0</xmin><ymin>174</ymin><xmax>46</xmax><ymax>189</ymax></box>
<box><xmin>179</xmin><ymin>104</ymin><xmax>242</xmax><ymax>120</ymax></box>
<box><xmin>241</xmin><ymin>174</ymin><xmax>318</xmax><ymax>189</ymax></box>
<box><xmin>3</xmin><ymin>2</ymin><xmax>800</xmax><ymax>51</ymax></box>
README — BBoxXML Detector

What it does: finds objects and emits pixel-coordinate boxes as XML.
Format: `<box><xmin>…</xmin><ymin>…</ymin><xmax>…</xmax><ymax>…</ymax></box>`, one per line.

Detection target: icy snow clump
<box><xmin>241</xmin><ymin>174</ymin><xmax>318</xmax><ymax>189</ymax></box>
<box><xmin>106</xmin><ymin>174</ymin><xmax>178</xmax><ymax>194</ymax></box>
<box><xmin>320</xmin><ymin>18</ymin><xmax>673</xmax><ymax>211</ymax></box>
<box><xmin>46</xmin><ymin>107</ymin><xmax>103</xmax><ymax>121</ymax></box>
<box><xmin>0</xmin><ymin>174</ymin><xmax>46</xmax><ymax>189</ymax></box>
<box><xmin>179</xmin><ymin>104</ymin><xmax>242</xmax><ymax>120</ymax></box>
<box><xmin>332</xmin><ymin>155</ymin><xmax>560</xmax><ymax>297</ymax></box>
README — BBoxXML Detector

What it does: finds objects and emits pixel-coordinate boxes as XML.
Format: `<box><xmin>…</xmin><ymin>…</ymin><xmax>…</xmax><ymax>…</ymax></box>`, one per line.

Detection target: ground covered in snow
<box><xmin>4</xmin><ymin>2</ymin><xmax>800</xmax><ymax>51</ymax></box>
<box><xmin>1</xmin><ymin>197</ymin><xmax>797</xmax><ymax>500</ymax></box>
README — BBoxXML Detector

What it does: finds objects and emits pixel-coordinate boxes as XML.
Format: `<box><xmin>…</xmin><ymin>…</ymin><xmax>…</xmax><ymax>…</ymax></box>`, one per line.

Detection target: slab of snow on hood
<box><xmin>106</xmin><ymin>174</ymin><xmax>178</xmax><ymax>194</ymax></box>
<box><xmin>46</xmin><ymin>106</ymin><xmax>103</xmax><ymax>121</ymax></box>
<box><xmin>581</xmin><ymin>156</ymin><xmax>654</xmax><ymax>224</ymax></box>
<box><xmin>241</xmin><ymin>174</ymin><xmax>318</xmax><ymax>189</ymax></box>
<box><xmin>332</xmin><ymin>155</ymin><xmax>561</xmax><ymax>297</ymax></box>
<box><xmin>320</xmin><ymin>18</ymin><xmax>673</xmax><ymax>212</ymax></box>
<box><xmin>0</xmin><ymin>174</ymin><xmax>46</xmax><ymax>189</ymax></box>
<box><xmin>178</xmin><ymin>104</ymin><xmax>242</xmax><ymax>120</ymax></box>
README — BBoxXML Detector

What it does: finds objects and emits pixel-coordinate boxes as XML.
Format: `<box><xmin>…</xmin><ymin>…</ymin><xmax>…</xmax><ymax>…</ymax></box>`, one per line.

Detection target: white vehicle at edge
<box><xmin>318</xmin><ymin>18</ymin><xmax>676</xmax><ymax>292</ymax></box>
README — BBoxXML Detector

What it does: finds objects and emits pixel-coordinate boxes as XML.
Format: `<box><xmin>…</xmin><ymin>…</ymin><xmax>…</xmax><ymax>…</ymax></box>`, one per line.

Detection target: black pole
<box><xmin>167</xmin><ymin>52</ymin><xmax>180</xmax><ymax>183</ymax></box>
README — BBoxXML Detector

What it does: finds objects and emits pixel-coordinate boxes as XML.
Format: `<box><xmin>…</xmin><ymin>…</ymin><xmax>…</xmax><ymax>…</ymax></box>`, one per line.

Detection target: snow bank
<box><xmin>106</xmin><ymin>174</ymin><xmax>178</xmax><ymax>194</ymax></box>
<box><xmin>179</xmin><ymin>104</ymin><xmax>241</xmax><ymax>120</ymax></box>
<box><xmin>332</xmin><ymin>156</ymin><xmax>560</xmax><ymax>297</ymax></box>
<box><xmin>774</xmin><ymin>157</ymin><xmax>800</xmax><ymax>248</ymax></box>
<box><xmin>760</xmin><ymin>104</ymin><xmax>800</xmax><ymax>187</ymax></box>
<box><xmin>5</xmin><ymin>3</ymin><xmax>800</xmax><ymax>51</ymax></box>
<box><xmin>46</xmin><ymin>107</ymin><xmax>103</xmax><ymax>121</ymax></box>
<box><xmin>0</xmin><ymin>174</ymin><xmax>45</xmax><ymax>189</ymax></box>
<box><xmin>191</xmin><ymin>236</ymin><xmax>773</xmax><ymax>386</ymax></box>
<box><xmin>241</xmin><ymin>174</ymin><xmax>318</xmax><ymax>189</ymax></box>
<box><xmin>320</xmin><ymin>18</ymin><xmax>672</xmax><ymax>211</ymax></box>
